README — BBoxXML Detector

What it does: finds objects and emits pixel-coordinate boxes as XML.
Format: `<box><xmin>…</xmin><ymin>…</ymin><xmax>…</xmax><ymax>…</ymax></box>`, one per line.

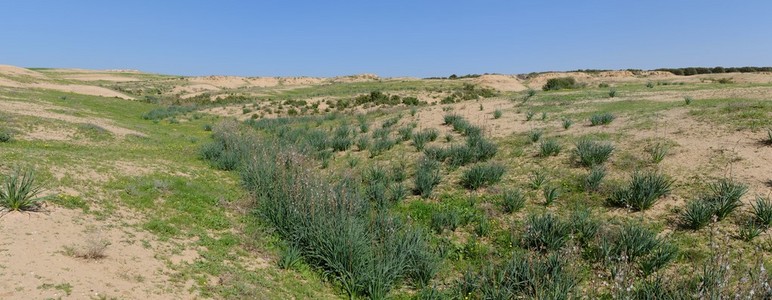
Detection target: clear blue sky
<box><xmin>2</xmin><ymin>1</ymin><xmax>771</xmax><ymax>77</ymax></box>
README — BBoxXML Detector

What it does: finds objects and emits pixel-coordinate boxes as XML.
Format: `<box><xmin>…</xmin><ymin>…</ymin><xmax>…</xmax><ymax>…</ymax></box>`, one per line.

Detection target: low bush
<box><xmin>493</xmin><ymin>109</ymin><xmax>502</xmax><ymax>119</ymax></box>
<box><xmin>542</xmin><ymin>77</ymin><xmax>578</xmax><ymax>91</ymax></box>
<box><xmin>764</xmin><ymin>128</ymin><xmax>772</xmax><ymax>145</ymax></box>
<box><xmin>527</xmin><ymin>129</ymin><xmax>542</xmax><ymax>143</ymax></box>
<box><xmin>562</xmin><ymin>118</ymin><xmax>573</xmax><ymax>129</ymax></box>
<box><xmin>0</xmin><ymin>130</ymin><xmax>12</xmax><ymax>143</ymax></box>
<box><xmin>460</xmin><ymin>162</ymin><xmax>505</xmax><ymax>190</ymax></box>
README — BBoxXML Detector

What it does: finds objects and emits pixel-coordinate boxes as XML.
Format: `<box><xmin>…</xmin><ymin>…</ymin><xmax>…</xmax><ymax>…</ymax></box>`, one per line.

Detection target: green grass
<box><xmin>0</xmin><ymin>168</ymin><xmax>46</xmax><ymax>211</ymax></box>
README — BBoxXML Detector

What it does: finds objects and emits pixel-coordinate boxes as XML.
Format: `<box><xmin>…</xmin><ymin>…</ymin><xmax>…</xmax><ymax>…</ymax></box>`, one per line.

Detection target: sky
<box><xmin>2</xmin><ymin>0</ymin><xmax>771</xmax><ymax>77</ymax></box>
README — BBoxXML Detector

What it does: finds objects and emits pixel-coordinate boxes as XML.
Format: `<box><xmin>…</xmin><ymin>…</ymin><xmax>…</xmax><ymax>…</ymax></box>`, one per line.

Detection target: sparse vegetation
<box><xmin>590</xmin><ymin>113</ymin><xmax>615</xmax><ymax>126</ymax></box>
<box><xmin>574</xmin><ymin>139</ymin><xmax>614</xmax><ymax>167</ymax></box>
<box><xmin>460</xmin><ymin>162</ymin><xmax>505</xmax><ymax>190</ymax></box>
<box><xmin>0</xmin><ymin>168</ymin><xmax>46</xmax><ymax>212</ymax></box>
<box><xmin>608</xmin><ymin>171</ymin><xmax>673</xmax><ymax>211</ymax></box>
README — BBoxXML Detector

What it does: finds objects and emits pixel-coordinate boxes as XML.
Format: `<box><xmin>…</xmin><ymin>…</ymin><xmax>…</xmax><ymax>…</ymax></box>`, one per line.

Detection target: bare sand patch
<box><xmin>0</xmin><ymin>65</ymin><xmax>47</xmax><ymax>79</ymax></box>
<box><xmin>0</xmin><ymin>100</ymin><xmax>145</xmax><ymax>137</ymax></box>
<box><xmin>473</xmin><ymin>74</ymin><xmax>528</xmax><ymax>92</ymax></box>
<box><xmin>0</xmin><ymin>209</ymin><xmax>192</xmax><ymax>300</ymax></box>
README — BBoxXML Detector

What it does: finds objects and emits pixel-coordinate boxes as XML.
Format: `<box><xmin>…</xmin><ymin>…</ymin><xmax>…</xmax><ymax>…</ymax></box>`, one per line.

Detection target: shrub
<box><xmin>609</xmin><ymin>172</ymin><xmax>673</xmax><ymax>211</ymax></box>
<box><xmin>646</xmin><ymin>82</ymin><xmax>654</xmax><ymax>88</ymax></box>
<box><xmin>414</xmin><ymin>158</ymin><xmax>441</xmax><ymax>198</ymax></box>
<box><xmin>370</xmin><ymin>138</ymin><xmax>395</xmax><ymax>157</ymax></box>
<box><xmin>562</xmin><ymin>118</ymin><xmax>573</xmax><ymax>129</ymax></box>
<box><xmin>527</xmin><ymin>129</ymin><xmax>543</xmax><ymax>143</ymax></box>
<box><xmin>501</xmin><ymin>189</ymin><xmax>525</xmax><ymax>213</ymax></box>
<box><xmin>684</xmin><ymin>96</ymin><xmax>693</xmax><ymax>105</ymax></box>
<box><xmin>0</xmin><ymin>168</ymin><xmax>46</xmax><ymax>211</ymax></box>
<box><xmin>647</xmin><ymin>143</ymin><xmax>669</xmax><ymax>164</ymax></box>
<box><xmin>751</xmin><ymin>196</ymin><xmax>772</xmax><ymax>227</ymax></box>
<box><xmin>443</xmin><ymin>113</ymin><xmax>463</xmax><ymax>126</ymax></box>
<box><xmin>0</xmin><ymin>130</ymin><xmax>12</xmax><ymax>143</ymax></box>
<box><xmin>460</xmin><ymin>163</ymin><xmax>505</xmax><ymax>190</ymax></box>
<box><xmin>574</xmin><ymin>139</ymin><xmax>614</xmax><ymax>167</ymax></box>
<box><xmin>584</xmin><ymin>166</ymin><xmax>606</xmax><ymax>191</ymax></box>
<box><xmin>608</xmin><ymin>88</ymin><xmax>617</xmax><ymax>98</ymax></box>
<box><xmin>543</xmin><ymin>186</ymin><xmax>560</xmax><ymax>206</ymax></box>
<box><xmin>590</xmin><ymin>113</ymin><xmax>615</xmax><ymax>126</ymax></box>
<box><xmin>493</xmin><ymin>109</ymin><xmax>502</xmax><ymax>119</ymax></box>
<box><xmin>539</xmin><ymin>139</ymin><xmax>561</xmax><ymax>157</ymax></box>
<box><xmin>522</xmin><ymin>213</ymin><xmax>570</xmax><ymax>252</ymax></box>
<box><xmin>542</xmin><ymin>77</ymin><xmax>577</xmax><ymax>91</ymax></box>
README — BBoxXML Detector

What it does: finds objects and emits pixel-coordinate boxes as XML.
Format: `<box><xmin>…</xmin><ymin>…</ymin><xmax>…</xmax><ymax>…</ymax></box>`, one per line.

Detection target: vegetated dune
<box><xmin>0</xmin><ymin>65</ymin><xmax>136</xmax><ymax>99</ymax></box>
<box><xmin>0</xmin><ymin>65</ymin><xmax>47</xmax><ymax>79</ymax></box>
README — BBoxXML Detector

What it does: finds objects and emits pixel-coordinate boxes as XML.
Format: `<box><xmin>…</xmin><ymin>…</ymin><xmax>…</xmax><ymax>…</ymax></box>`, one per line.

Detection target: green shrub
<box><xmin>584</xmin><ymin>166</ymin><xmax>606</xmax><ymax>191</ymax></box>
<box><xmin>574</xmin><ymin>139</ymin><xmax>614</xmax><ymax>167</ymax></box>
<box><xmin>203</xmin><ymin>124</ymin><xmax>213</xmax><ymax>131</ymax></box>
<box><xmin>0</xmin><ymin>168</ymin><xmax>46</xmax><ymax>211</ymax></box>
<box><xmin>646</xmin><ymin>82</ymin><xmax>654</xmax><ymax>88</ymax></box>
<box><xmin>527</xmin><ymin>89</ymin><xmax>537</xmax><ymax>98</ymax></box>
<box><xmin>684</xmin><ymin>96</ymin><xmax>693</xmax><ymax>105</ymax></box>
<box><xmin>543</xmin><ymin>186</ymin><xmax>560</xmax><ymax>205</ymax></box>
<box><xmin>562</xmin><ymin>118</ymin><xmax>573</xmax><ymax>129</ymax></box>
<box><xmin>751</xmin><ymin>196</ymin><xmax>772</xmax><ymax>227</ymax></box>
<box><xmin>608</xmin><ymin>88</ymin><xmax>617</xmax><ymax>98</ymax></box>
<box><xmin>501</xmin><ymin>189</ymin><xmax>525</xmax><ymax>213</ymax></box>
<box><xmin>609</xmin><ymin>172</ymin><xmax>673</xmax><ymax>211</ymax></box>
<box><xmin>414</xmin><ymin>158</ymin><xmax>441</xmax><ymax>198</ymax></box>
<box><xmin>542</xmin><ymin>77</ymin><xmax>577</xmax><ymax>91</ymax></box>
<box><xmin>0</xmin><ymin>131</ymin><xmax>14</xmax><ymax>143</ymax></box>
<box><xmin>522</xmin><ymin>213</ymin><xmax>570</xmax><ymax>252</ymax></box>
<box><xmin>443</xmin><ymin>113</ymin><xmax>463</xmax><ymax>126</ymax></box>
<box><xmin>590</xmin><ymin>113</ymin><xmax>615</xmax><ymax>126</ymax></box>
<box><xmin>460</xmin><ymin>162</ymin><xmax>505</xmax><ymax>190</ymax></box>
<box><xmin>492</xmin><ymin>109</ymin><xmax>502</xmax><ymax>119</ymax></box>
<box><xmin>764</xmin><ymin>128</ymin><xmax>772</xmax><ymax>145</ymax></box>
<box><xmin>539</xmin><ymin>139</ymin><xmax>561</xmax><ymax>157</ymax></box>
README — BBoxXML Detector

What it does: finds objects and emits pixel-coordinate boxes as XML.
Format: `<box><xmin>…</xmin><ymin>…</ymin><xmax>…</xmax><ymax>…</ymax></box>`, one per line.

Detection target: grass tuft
<box><xmin>574</xmin><ymin>139</ymin><xmax>614</xmax><ymax>167</ymax></box>
<box><xmin>460</xmin><ymin>162</ymin><xmax>505</xmax><ymax>190</ymax></box>
<box><xmin>539</xmin><ymin>139</ymin><xmax>561</xmax><ymax>157</ymax></box>
<box><xmin>0</xmin><ymin>168</ymin><xmax>46</xmax><ymax>212</ymax></box>
<box><xmin>501</xmin><ymin>189</ymin><xmax>525</xmax><ymax>213</ymax></box>
<box><xmin>590</xmin><ymin>113</ymin><xmax>615</xmax><ymax>126</ymax></box>
<box><xmin>608</xmin><ymin>172</ymin><xmax>673</xmax><ymax>211</ymax></box>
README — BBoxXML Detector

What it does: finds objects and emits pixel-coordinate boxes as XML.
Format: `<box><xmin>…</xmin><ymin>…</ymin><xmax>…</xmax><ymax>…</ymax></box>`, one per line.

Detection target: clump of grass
<box><xmin>646</xmin><ymin>82</ymin><xmax>655</xmax><ymax>88</ymax></box>
<box><xmin>738</xmin><ymin>221</ymin><xmax>763</xmax><ymax>241</ymax></box>
<box><xmin>584</xmin><ymin>166</ymin><xmax>606</xmax><ymax>191</ymax></box>
<box><xmin>397</xmin><ymin>126</ymin><xmax>413</xmax><ymax>142</ymax></box>
<box><xmin>0</xmin><ymin>168</ymin><xmax>46</xmax><ymax>212</ymax></box>
<box><xmin>356</xmin><ymin>136</ymin><xmax>370</xmax><ymax>151</ymax></box>
<box><xmin>608</xmin><ymin>88</ymin><xmax>617</xmax><ymax>98</ymax></box>
<box><xmin>460</xmin><ymin>162</ymin><xmax>505</xmax><ymax>190</ymax></box>
<box><xmin>412</xmin><ymin>129</ymin><xmax>438</xmax><ymax>151</ymax></box>
<box><xmin>277</xmin><ymin>244</ymin><xmax>303</xmax><ymax>270</ymax></box>
<box><xmin>493</xmin><ymin>109</ymin><xmax>502</xmax><ymax>119</ymax></box>
<box><xmin>540</xmin><ymin>112</ymin><xmax>547</xmax><ymax>121</ymax></box>
<box><xmin>684</xmin><ymin>96</ymin><xmax>693</xmax><ymax>105</ymax></box>
<box><xmin>764</xmin><ymin>128</ymin><xmax>772</xmax><ymax>145</ymax></box>
<box><xmin>539</xmin><ymin>139</ymin><xmax>561</xmax><ymax>157</ymax></box>
<box><xmin>608</xmin><ymin>172</ymin><xmax>673</xmax><ymax>211</ymax></box>
<box><xmin>443</xmin><ymin>113</ymin><xmax>463</xmax><ymax>125</ymax></box>
<box><xmin>522</xmin><ymin>213</ymin><xmax>570</xmax><ymax>252</ymax></box>
<box><xmin>501</xmin><ymin>189</ymin><xmax>525</xmax><ymax>213</ymax></box>
<box><xmin>706</xmin><ymin>179</ymin><xmax>748</xmax><ymax>220</ymax></box>
<box><xmin>529</xmin><ymin>170</ymin><xmax>548</xmax><ymax>190</ymax></box>
<box><xmin>751</xmin><ymin>196</ymin><xmax>772</xmax><ymax>227</ymax></box>
<box><xmin>459</xmin><ymin>253</ymin><xmax>578</xmax><ymax>299</ymax></box>
<box><xmin>602</xmin><ymin>222</ymin><xmax>677</xmax><ymax>274</ymax></box>
<box><xmin>527</xmin><ymin>129</ymin><xmax>543</xmax><ymax>143</ymax></box>
<box><xmin>562</xmin><ymin>118</ymin><xmax>573</xmax><ymax>129</ymax></box>
<box><xmin>525</xmin><ymin>111</ymin><xmax>535</xmax><ymax>121</ymax></box>
<box><xmin>414</xmin><ymin>158</ymin><xmax>441</xmax><ymax>198</ymax></box>
<box><xmin>569</xmin><ymin>208</ymin><xmax>599</xmax><ymax>245</ymax></box>
<box><xmin>679</xmin><ymin>199</ymin><xmax>716</xmax><ymax>230</ymax></box>
<box><xmin>574</xmin><ymin>139</ymin><xmax>614</xmax><ymax>167</ymax></box>
<box><xmin>68</xmin><ymin>232</ymin><xmax>110</xmax><ymax>260</ymax></box>
<box><xmin>590</xmin><ymin>113</ymin><xmax>615</xmax><ymax>126</ymax></box>
<box><xmin>647</xmin><ymin>143</ymin><xmax>669</xmax><ymax>164</ymax></box>
<box><xmin>543</xmin><ymin>186</ymin><xmax>560</xmax><ymax>206</ymax></box>
<box><xmin>431</xmin><ymin>209</ymin><xmax>460</xmax><ymax>233</ymax></box>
